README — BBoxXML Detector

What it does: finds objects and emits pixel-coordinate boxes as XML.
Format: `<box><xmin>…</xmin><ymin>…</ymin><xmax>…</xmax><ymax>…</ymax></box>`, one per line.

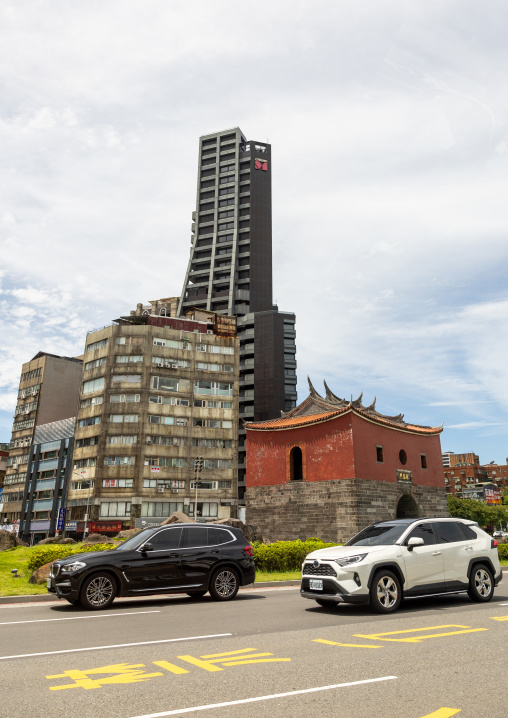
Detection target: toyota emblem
<box><xmin>313</xmin><ymin>560</ymin><xmax>319</xmax><ymax>568</ymax></box>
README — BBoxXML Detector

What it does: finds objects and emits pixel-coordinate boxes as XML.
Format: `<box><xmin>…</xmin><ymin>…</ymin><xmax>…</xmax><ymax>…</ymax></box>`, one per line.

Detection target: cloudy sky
<box><xmin>1</xmin><ymin>1</ymin><xmax>507</xmax><ymax>463</ymax></box>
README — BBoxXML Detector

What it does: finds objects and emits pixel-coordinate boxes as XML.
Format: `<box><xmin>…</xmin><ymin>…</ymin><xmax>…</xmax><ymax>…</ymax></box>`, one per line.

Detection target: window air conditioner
<box><xmin>171</xmin><ymin>489</ymin><xmax>179</xmax><ymax>494</ymax></box>
<box><xmin>157</xmin><ymin>487</ymin><xmax>164</xmax><ymax>493</ymax></box>
<box><xmin>207</xmin><ymin>330</ymin><xmax>213</xmax><ymax>335</ymax></box>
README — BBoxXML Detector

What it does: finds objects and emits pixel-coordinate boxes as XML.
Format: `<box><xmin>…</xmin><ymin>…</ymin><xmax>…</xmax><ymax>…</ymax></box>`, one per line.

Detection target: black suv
<box><xmin>47</xmin><ymin>523</ymin><xmax>255</xmax><ymax>610</ymax></box>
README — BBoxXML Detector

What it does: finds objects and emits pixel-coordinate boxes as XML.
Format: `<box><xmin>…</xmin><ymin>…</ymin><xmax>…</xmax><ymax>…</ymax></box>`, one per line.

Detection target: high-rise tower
<box><xmin>179</xmin><ymin>128</ymin><xmax>297</xmax><ymax>501</ymax></box>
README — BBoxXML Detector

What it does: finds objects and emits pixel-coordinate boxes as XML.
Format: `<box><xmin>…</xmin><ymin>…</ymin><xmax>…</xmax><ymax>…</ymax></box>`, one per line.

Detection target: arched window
<box><xmin>290</xmin><ymin>446</ymin><xmax>303</xmax><ymax>481</ymax></box>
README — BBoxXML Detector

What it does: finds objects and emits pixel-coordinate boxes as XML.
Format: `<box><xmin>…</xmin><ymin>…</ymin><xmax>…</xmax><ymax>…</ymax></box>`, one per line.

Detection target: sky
<box><xmin>1</xmin><ymin>1</ymin><xmax>508</xmax><ymax>464</ymax></box>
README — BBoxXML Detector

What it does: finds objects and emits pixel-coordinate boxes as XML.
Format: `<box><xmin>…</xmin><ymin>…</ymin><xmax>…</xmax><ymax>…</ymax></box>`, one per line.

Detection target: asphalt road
<box><xmin>1</xmin><ymin>583</ymin><xmax>508</xmax><ymax>718</ymax></box>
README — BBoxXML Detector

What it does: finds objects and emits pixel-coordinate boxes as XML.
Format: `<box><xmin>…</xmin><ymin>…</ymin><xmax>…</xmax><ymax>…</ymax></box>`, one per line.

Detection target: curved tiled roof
<box><xmin>245</xmin><ymin>379</ymin><xmax>443</xmax><ymax>435</ymax></box>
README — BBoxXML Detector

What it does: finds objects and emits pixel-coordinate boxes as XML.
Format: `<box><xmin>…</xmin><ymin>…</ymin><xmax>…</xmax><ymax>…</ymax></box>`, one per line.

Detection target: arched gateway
<box><xmin>396</xmin><ymin>494</ymin><xmax>419</xmax><ymax>519</ymax></box>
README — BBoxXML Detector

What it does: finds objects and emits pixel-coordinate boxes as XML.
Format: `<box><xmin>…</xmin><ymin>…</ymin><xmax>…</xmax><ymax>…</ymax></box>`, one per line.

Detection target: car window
<box><xmin>181</xmin><ymin>526</ymin><xmax>210</xmax><ymax>549</ymax></box>
<box><xmin>345</xmin><ymin>523</ymin><xmax>410</xmax><ymax>546</ymax></box>
<box><xmin>214</xmin><ymin>528</ymin><xmax>234</xmax><ymax>545</ymax></box>
<box><xmin>149</xmin><ymin>527</ymin><xmax>182</xmax><ymax>551</ymax></box>
<box><xmin>456</xmin><ymin>522</ymin><xmax>478</xmax><ymax>540</ymax></box>
<box><xmin>433</xmin><ymin>521</ymin><xmax>462</xmax><ymax>543</ymax></box>
<box><xmin>406</xmin><ymin>523</ymin><xmax>435</xmax><ymax>545</ymax></box>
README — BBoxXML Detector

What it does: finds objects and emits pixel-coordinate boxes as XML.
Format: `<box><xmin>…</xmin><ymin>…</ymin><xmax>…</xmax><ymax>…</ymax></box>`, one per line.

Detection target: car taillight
<box><xmin>492</xmin><ymin>539</ymin><xmax>498</xmax><ymax>548</ymax></box>
<box><xmin>244</xmin><ymin>545</ymin><xmax>253</xmax><ymax>557</ymax></box>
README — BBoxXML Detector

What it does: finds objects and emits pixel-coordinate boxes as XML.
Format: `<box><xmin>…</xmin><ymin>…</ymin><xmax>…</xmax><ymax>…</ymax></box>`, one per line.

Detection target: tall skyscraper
<box><xmin>178</xmin><ymin>127</ymin><xmax>297</xmax><ymax>500</ymax></box>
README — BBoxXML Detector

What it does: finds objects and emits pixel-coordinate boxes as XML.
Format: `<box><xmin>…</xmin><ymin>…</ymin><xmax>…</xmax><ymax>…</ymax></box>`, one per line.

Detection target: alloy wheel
<box><xmin>376</xmin><ymin>575</ymin><xmax>398</xmax><ymax>609</ymax></box>
<box><xmin>214</xmin><ymin>570</ymin><xmax>237</xmax><ymax>598</ymax></box>
<box><xmin>474</xmin><ymin>568</ymin><xmax>492</xmax><ymax>598</ymax></box>
<box><xmin>85</xmin><ymin>575</ymin><xmax>114</xmax><ymax>607</ymax></box>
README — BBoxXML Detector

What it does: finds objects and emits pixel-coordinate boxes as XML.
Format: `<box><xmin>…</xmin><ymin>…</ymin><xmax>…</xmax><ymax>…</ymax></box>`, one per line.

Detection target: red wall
<box><xmin>246</xmin><ymin>411</ymin><xmax>444</xmax><ymax>489</ymax></box>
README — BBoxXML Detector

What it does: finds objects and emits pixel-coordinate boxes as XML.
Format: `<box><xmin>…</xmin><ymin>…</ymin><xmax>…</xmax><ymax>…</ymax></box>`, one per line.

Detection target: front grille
<box><xmin>303</xmin><ymin>563</ymin><xmax>336</xmax><ymax>578</ymax></box>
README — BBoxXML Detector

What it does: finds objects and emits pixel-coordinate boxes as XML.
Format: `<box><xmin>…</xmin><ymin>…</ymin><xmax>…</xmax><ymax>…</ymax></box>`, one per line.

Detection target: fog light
<box><xmin>353</xmin><ymin>572</ymin><xmax>361</xmax><ymax>586</ymax></box>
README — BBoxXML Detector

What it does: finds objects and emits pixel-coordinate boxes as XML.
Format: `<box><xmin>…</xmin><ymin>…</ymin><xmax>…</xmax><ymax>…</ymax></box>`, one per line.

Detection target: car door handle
<box><xmin>464</xmin><ymin>546</ymin><xmax>473</xmax><ymax>551</ymax></box>
<box><xmin>432</xmin><ymin>551</ymin><xmax>442</xmax><ymax>556</ymax></box>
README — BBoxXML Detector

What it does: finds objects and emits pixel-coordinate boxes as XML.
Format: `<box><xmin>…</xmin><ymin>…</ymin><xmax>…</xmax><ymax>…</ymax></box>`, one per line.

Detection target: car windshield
<box><xmin>114</xmin><ymin>528</ymin><xmax>153</xmax><ymax>551</ymax></box>
<box><xmin>345</xmin><ymin>523</ymin><xmax>410</xmax><ymax>546</ymax></box>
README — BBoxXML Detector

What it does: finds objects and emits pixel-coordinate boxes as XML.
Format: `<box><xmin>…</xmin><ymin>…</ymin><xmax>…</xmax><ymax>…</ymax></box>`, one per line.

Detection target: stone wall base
<box><xmin>245</xmin><ymin>479</ymin><xmax>449</xmax><ymax>543</ymax></box>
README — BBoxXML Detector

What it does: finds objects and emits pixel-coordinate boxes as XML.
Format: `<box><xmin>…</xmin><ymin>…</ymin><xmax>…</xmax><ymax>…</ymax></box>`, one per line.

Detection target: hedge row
<box><xmin>252</xmin><ymin>539</ymin><xmax>337</xmax><ymax>572</ymax></box>
<box><xmin>27</xmin><ymin>544</ymin><xmax>117</xmax><ymax>572</ymax></box>
<box><xmin>497</xmin><ymin>544</ymin><xmax>508</xmax><ymax>560</ymax></box>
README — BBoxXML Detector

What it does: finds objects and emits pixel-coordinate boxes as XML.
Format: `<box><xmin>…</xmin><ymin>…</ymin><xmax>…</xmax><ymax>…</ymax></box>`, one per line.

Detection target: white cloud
<box><xmin>1</xmin><ymin>0</ymin><xmax>508</xmax><ymax>462</ymax></box>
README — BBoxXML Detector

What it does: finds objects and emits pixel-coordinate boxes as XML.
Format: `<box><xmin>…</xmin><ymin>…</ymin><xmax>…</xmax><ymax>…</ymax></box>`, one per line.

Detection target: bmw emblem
<box><xmin>313</xmin><ymin>560</ymin><xmax>320</xmax><ymax>568</ymax></box>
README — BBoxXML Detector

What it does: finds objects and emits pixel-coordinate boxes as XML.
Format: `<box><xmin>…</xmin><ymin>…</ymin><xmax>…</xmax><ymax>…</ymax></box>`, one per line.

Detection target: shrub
<box><xmin>497</xmin><ymin>544</ymin><xmax>508</xmax><ymax>560</ymax></box>
<box><xmin>27</xmin><ymin>544</ymin><xmax>117</xmax><ymax>572</ymax></box>
<box><xmin>252</xmin><ymin>539</ymin><xmax>337</xmax><ymax>572</ymax></box>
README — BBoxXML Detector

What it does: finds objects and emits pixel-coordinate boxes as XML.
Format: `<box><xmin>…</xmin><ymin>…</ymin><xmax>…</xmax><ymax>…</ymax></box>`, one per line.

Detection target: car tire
<box><xmin>209</xmin><ymin>568</ymin><xmax>239</xmax><ymax>601</ymax></box>
<box><xmin>186</xmin><ymin>591</ymin><xmax>207</xmax><ymax>598</ymax></box>
<box><xmin>468</xmin><ymin>564</ymin><xmax>494</xmax><ymax>602</ymax></box>
<box><xmin>370</xmin><ymin>570</ymin><xmax>401</xmax><ymax>613</ymax></box>
<box><xmin>79</xmin><ymin>573</ymin><xmax>117</xmax><ymax>610</ymax></box>
<box><xmin>315</xmin><ymin>599</ymin><xmax>337</xmax><ymax>608</ymax></box>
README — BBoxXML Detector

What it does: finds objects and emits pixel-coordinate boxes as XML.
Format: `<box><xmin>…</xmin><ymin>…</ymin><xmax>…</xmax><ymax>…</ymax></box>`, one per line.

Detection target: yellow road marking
<box><xmin>313</xmin><ymin>639</ymin><xmax>382</xmax><ymax>649</ymax></box>
<box><xmin>153</xmin><ymin>661</ymin><xmax>189</xmax><ymax>675</ymax></box>
<box><xmin>200</xmin><ymin>648</ymin><xmax>258</xmax><ymax>658</ymax></box>
<box><xmin>177</xmin><ymin>655</ymin><xmax>223</xmax><ymax>672</ymax></box>
<box><xmin>354</xmin><ymin>625</ymin><xmax>488</xmax><ymax>643</ymax></box>
<box><xmin>420</xmin><ymin>709</ymin><xmax>461</xmax><ymax>717</ymax></box>
<box><xmin>490</xmin><ymin>615</ymin><xmax>508</xmax><ymax>621</ymax></box>
<box><xmin>46</xmin><ymin>663</ymin><xmax>163</xmax><ymax>690</ymax></box>
<box><xmin>221</xmin><ymin>659</ymin><xmax>291</xmax><ymax>666</ymax></box>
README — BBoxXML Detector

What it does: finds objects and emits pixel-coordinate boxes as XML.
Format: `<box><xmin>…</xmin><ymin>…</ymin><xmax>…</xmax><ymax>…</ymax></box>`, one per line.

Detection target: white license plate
<box><xmin>47</xmin><ymin>578</ymin><xmax>52</xmax><ymax>589</ymax></box>
<box><xmin>309</xmin><ymin>579</ymin><xmax>323</xmax><ymax>591</ymax></box>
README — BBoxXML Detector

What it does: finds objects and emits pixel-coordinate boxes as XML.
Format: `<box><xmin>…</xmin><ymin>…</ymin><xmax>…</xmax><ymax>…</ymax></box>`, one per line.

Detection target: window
<box><xmin>147</xmin><ymin>415</ymin><xmax>174</xmax><ymax>425</ymax></box>
<box><xmin>84</xmin><ymin>357</ymin><xmax>107</xmax><ymax>370</ymax></box>
<box><xmin>71</xmin><ymin>480</ymin><xmax>93</xmax><ymax>491</ymax></box>
<box><xmin>86</xmin><ymin>338</ymin><xmax>109</xmax><ymax>352</ymax></box>
<box><xmin>102</xmin><ymin>478</ymin><xmax>134</xmax><ymax>488</ymax></box>
<box><xmin>74</xmin><ymin>458</ymin><xmax>97</xmax><ymax>469</ymax></box>
<box><xmin>218</xmin><ymin>210</ymin><xmax>234</xmax><ymax>219</ymax></box>
<box><xmin>76</xmin><ymin>436</ymin><xmax>99</xmax><ymax>448</ymax></box>
<box><xmin>141</xmin><ymin>501</ymin><xmax>184</xmax><ymax>517</ymax></box>
<box><xmin>145</xmin><ymin>457</ymin><xmax>186</xmax><ymax>468</ymax></box>
<box><xmin>150</xmin><ymin>395</ymin><xmax>189</xmax><ymax>406</ymax></box>
<box><xmin>218</xmin><ymin>222</ymin><xmax>234</xmax><ymax>231</ymax></box>
<box><xmin>196</xmin><ymin>362</ymin><xmax>234</xmax><ymax>372</ymax></box>
<box><xmin>376</xmin><ymin>446</ymin><xmax>384</xmax><ymax>463</ymax></box>
<box><xmin>219</xmin><ymin>187</ymin><xmax>234</xmax><ymax>196</ymax></box>
<box><xmin>152</xmin><ymin>376</ymin><xmax>179</xmax><ymax>392</ymax></box>
<box><xmin>150</xmin><ymin>528</ymin><xmax>182</xmax><ymax>550</ymax></box>
<box><xmin>78</xmin><ymin>416</ymin><xmax>101</xmax><ymax>427</ymax></box>
<box><xmin>116</xmin><ymin>355</ymin><xmax>143</xmax><ymax>364</ymax></box>
<box><xmin>193</xmin><ymin>400</ymin><xmax>232</xmax><ymax>409</ymax></box>
<box><xmin>20</xmin><ymin>367</ymin><xmax>42</xmax><ymax>382</ymax></box>
<box><xmin>111</xmin><ymin>374</ymin><xmax>142</xmax><ymax>383</ymax></box>
<box><xmin>192</xmin><ymin>418</ymin><xmax>232</xmax><ymax>429</ymax></box>
<box><xmin>194</xmin><ymin>381</ymin><xmax>233</xmax><ymax>396</ymax></box>
<box><xmin>434</xmin><ymin>521</ymin><xmax>461</xmax><ymax>543</ymax></box>
<box><xmin>420</xmin><ymin>454</ymin><xmax>427</xmax><ymax>469</ymax></box>
<box><xmin>104</xmin><ymin>456</ymin><xmax>135</xmax><ymax>466</ymax></box>
<box><xmin>219</xmin><ymin>198</ymin><xmax>235</xmax><ymax>207</ymax></box>
<box><xmin>220</xmin><ymin>164</ymin><xmax>235</xmax><ymax>173</ymax></box>
<box><xmin>189</xmin><ymin>502</ymin><xmax>218</xmax><ymax>518</ymax></box>
<box><xmin>405</xmin><ymin>524</ymin><xmax>435</xmax><ymax>545</ymax></box>
<box><xmin>100</xmin><ymin>501</ymin><xmax>131</xmax><ymax>517</ymax></box>
<box><xmin>82</xmin><ymin>377</ymin><xmax>105</xmax><ymax>394</ymax></box>
<box><xmin>153</xmin><ymin>338</ymin><xmax>189</xmax><ymax>350</ymax></box>
<box><xmin>116</xmin><ymin>336</ymin><xmax>144</xmax><ymax>345</ymax></box>
<box><xmin>146</xmin><ymin>435</ymin><xmax>186</xmax><ymax>446</ymax></box>
<box><xmin>399</xmin><ymin>449</ymin><xmax>407</xmax><ymax>465</ymax></box>
<box><xmin>109</xmin><ymin>414</ymin><xmax>139</xmax><ymax>423</ymax></box>
<box><xmin>80</xmin><ymin>396</ymin><xmax>104</xmax><ymax>408</ymax></box>
<box><xmin>217</xmin><ymin>233</ymin><xmax>234</xmax><ymax>244</ymax></box>
<box><xmin>192</xmin><ymin>438</ymin><xmax>233</xmax><ymax>449</ymax></box>
<box><xmin>107</xmin><ymin>435</ymin><xmax>137</xmax><ymax>444</ymax></box>
<box><xmin>203</xmin><ymin>459</ymin><xmax>232</xmax><ymax>469</ymax></box>
<box><xmin>110</xmin><ymin>394</ymin><xmax>140</xmax><ymax>403</ymax></box>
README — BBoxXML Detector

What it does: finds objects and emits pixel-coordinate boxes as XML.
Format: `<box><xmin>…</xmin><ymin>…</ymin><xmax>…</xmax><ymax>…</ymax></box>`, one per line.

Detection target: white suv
<box><xmin>301</xmin><ymin>517</ymin><xmax>502</xmax><ymax>613</ymax></box>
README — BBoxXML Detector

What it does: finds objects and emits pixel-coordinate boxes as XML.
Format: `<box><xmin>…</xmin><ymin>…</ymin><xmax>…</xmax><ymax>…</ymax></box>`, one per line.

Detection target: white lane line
<box><xmin>497</xmin><ymin>602</ymin><xmax>508</xmax><ymax>606</ymax></box>
<box><xmin>0</xmin><ymin>633</ymin><xmax>232</xmax><ymax>661</ymax></box>
<box><xmin>128</xmin><ymin>676</ymin><xmax>398</xmax><ymax>717</ymax></box>
<box><xmin>0</xmin><ymin>610</ymin><xmax>160</xmax><ymax>626</ymax></box>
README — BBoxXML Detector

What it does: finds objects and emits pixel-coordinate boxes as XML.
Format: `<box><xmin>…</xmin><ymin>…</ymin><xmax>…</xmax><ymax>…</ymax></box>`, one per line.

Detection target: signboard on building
<box><xmin>396</xmin><ymin>469</ymin><xmax>413</xmax><ymax>483</ymax></box>
<box><xmin>88</xmin><ymin>521</ymin><xmax>123</xmax><ymax>533</ymax></box>
<box><xmin>56</xmin><ymin>508</ymin><xmax>66</xmax><ymax>531</ymax></box>
<box><xmin>485</xmin><ymin>486</ymin><xmax>502</xmax><ymax>505</ymax></box>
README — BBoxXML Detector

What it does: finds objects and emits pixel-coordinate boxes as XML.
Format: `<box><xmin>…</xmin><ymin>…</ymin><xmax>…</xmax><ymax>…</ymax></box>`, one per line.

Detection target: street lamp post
<box><xmin>193</xmin><ymin>457</ymin><xmax>203</xmax><ymax>519</ymax></box>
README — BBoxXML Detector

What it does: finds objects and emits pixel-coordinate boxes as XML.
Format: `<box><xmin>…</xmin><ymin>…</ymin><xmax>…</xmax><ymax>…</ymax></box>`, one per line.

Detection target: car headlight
<box><xmin>60</xmin><ymin>561</ymin><xmax>86</xmax><ymax>574</ymax></box>
<box><xmin>334</xmin><ymin>554</ymin><xmax>367</xmax><ymax>567</ymax></box>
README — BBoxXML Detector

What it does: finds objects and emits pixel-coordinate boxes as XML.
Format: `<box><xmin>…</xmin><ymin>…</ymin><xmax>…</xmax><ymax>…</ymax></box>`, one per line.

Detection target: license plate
<box><xmin>47</xmin><ymin>578</ymin><xmax>52</xmax><ymax>589</ymax></box>
<box><xmin>309</xmin><ymin>579</ymin><xmax>323</xmax><ymax>591</ymax></box>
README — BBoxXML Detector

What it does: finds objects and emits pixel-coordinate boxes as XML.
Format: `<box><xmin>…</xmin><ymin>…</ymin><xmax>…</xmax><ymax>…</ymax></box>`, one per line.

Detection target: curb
<box><xmin>0</xmin><ymin>581</ymin><xmax>301</xmax><ymax>605</ymax></box>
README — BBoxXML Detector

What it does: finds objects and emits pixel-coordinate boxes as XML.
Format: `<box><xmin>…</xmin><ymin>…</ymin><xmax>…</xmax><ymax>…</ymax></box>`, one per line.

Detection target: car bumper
<box><xmin>47</xmin><ymin>576</ymin><xmax>80</xmax><ymax>601</ymax></box>
<box><xmin>300</xmin><ymin>576</ymin><xmax>369</xmax><ymax>604</ymax></box>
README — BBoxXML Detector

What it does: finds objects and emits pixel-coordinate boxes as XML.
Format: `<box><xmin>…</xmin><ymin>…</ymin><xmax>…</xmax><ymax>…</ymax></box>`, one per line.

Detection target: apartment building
<box><xmin>68</xmin><ymin>305</ymin><xmax>239</xmax><ymax>530</ymax></box>
<box><xmin>178</xmin><ymin>127</ymin><xmax>297</xmax><ymax>500</ymax></box>
<box><xmin>2</xmin><ymin>352</ymin><xmax>82</xmax><ymax>526</ymax></box>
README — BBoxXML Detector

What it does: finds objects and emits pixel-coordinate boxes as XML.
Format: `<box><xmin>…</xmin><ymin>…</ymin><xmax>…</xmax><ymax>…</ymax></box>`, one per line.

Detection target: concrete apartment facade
<box><xmin>68</xmin><ymin>308</ymin><xmax>239</xmax><ymax>531</ymax></box>
<box><xmin>2</xmin><ymin>353</ymin><xmax>82</xmax><ymax>527</ymax></box>
<box><xmin>177</xmin><ymin>127</ymin><xmax>297</xmax><ymax>501</ymax></box>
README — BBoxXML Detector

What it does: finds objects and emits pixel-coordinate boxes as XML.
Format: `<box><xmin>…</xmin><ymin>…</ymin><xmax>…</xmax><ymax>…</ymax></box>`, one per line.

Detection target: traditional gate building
<box><xmin>245</xmin><ymin>380</ymin><xmax>448</xmax><ymax>543</ymax></box>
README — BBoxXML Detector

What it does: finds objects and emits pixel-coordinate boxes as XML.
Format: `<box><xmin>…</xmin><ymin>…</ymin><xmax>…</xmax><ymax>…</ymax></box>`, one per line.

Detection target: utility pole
<box><xmin>193</xmin><ymin>457</ymin><xmax>203</xmax><ymax>519</ymax></box>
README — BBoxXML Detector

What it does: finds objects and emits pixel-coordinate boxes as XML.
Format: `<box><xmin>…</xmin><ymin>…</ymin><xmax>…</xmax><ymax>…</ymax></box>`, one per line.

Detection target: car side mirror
<box><xmin>407</xmin><ymin>537</ymin><xmax>424</xmax><ymax>552</ymax></box>
<box><xmin>140</xmin><ymin>542</ymin><xmax>154</xmax><ymax>553</ymax></box>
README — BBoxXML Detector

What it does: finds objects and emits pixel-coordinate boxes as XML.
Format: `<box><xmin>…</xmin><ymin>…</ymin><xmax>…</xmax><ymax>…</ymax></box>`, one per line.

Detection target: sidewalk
<box><xmin>0</xmin><ymin>580</ymin><xmax>301</xmax><ymax>605</ymax></box>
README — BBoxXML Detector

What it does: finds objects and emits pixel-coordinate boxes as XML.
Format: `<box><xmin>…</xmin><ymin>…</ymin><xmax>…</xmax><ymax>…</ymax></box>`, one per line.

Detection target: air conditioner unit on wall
<box><xmin>157</xmin><ymin>487</ymin><xmax>164</xmax><ymax>493</ymax></box>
